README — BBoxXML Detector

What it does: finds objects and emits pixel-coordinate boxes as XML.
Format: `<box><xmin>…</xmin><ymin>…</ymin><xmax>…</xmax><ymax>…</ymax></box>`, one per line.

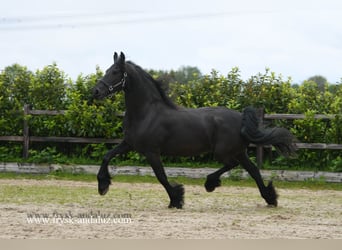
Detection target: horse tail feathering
<box><xmin>240</xmin><ymin>107</ymin><xmax>297</xmax><ymax>158</ymax></box>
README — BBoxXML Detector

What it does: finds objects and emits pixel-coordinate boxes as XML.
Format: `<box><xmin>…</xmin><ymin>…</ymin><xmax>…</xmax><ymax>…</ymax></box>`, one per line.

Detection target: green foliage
<box><xmin>29</xmin><ymin>63</ymin><xmax>68</xmax><ymax>110</ymax></box>
<box><xmin>330</xmin><ymin>156</ymin><xmax>342</xmax><ymax>172</ymax></box>
<box><xmin>241</xmin><ymin>69</ymin><xmax>295</xmax><ymax>113</ymax></box>
<box><xmin>307</xmin><ymin>75</ymin><xmax>327</xmax><ymax>92</ymax></box>
<box><xmin>85</xmin><ymin>144</ymin><xmax>108</xmax><ymax>160</ymax></box>
<box><xmin>0</xmin><ymin>62</ymin><xmax>341</xmax><ymax>171</ymax></box>
<box><xmin>169</xmin><ymin>67</ymin><xmax>243</xmax><ymax>109</ymax></box>
<box><xmin>0</xmin><ymin>64</ymin><xmax>33</xmax><ymax>136</ymax></box>
<box><xmin>149</xmin><ymin>65</ymin><xmax>202</xmax><ymax>85</ymax></box>
<box><xmin>227</xmin><ymin>168</ymin><xmax>244</xmax><ymax>181</ymax></box>
<box><xmin>0</xmin><ymin>145</ymin><xmax>21</xmax><ymax>161</ymax></box>
<box><xmin>28</xmin><ymin>147</ymin><xmax>62</xmax><ymax>164</ymax></box>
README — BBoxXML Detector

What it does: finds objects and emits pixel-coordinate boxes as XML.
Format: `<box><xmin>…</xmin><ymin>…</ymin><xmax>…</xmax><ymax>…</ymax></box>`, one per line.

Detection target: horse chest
<box><xmin>123</xmin><ymin>120</ymin><xmax>162</xmax><ymax>151</ymax></box>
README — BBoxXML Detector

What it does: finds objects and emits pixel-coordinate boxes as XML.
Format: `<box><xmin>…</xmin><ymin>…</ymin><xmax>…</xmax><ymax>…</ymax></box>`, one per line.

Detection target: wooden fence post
<box><xmin>256</xmin><ymin>108</ymin><xmax>264</xmax><ymax>168</ymax></box>
<box><xmin>23</xmin><ymin>104</ymin><xmax>30</xmax><ymax>158</ymax></box>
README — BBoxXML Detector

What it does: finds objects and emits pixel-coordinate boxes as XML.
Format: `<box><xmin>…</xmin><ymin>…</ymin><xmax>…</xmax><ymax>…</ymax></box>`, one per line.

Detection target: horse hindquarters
<box><xmin>207</xmin><ymin>108</ymin><xmax>278</xmax><ymax>206</ymax></box>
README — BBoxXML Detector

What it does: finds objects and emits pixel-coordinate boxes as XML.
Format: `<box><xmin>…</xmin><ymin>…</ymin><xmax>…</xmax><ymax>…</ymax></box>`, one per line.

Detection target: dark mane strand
<box><xmin>126</xmin><ymin>61</ymin><xmax>178</xmax><ymax>110</ymax></box>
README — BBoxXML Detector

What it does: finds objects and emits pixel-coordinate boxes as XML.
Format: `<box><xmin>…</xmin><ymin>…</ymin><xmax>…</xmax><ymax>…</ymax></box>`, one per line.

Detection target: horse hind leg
<box><xmin>205</xmin><ymin>159</ymin><xmax>239</xmax><ymax>192</ymax></box>
<box><xmin>237</xmin><ymin>152</ymin><xmax>278</xmax><ymax>207</ymax></box>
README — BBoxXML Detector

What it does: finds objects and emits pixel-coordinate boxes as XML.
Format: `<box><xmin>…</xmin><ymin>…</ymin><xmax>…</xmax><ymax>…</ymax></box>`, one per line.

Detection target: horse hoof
<box><xmin>205</xmin><ymin>185</ymin><xmax>215</xmax><ymax>192</ymax></box>
<box><xmin>266</xmin><ymin>198</ymin><xmax>278</xmax><ymax>207</ymax></box>
<box><xmin>97</xmin><ymin>177</ymin><xmax>111</xmax><ymax>196</ymax></box>
<box><xmin>98</xmin><ymin>186</ymin><xmax>109</xmax><ymax>196</ymax></box>
<box><xmin>168</xmin><ymin>183</ymin><xmax>184</xmax><ymax>209</ymax></box>
<box><xmin>168</xmin><ymin>202</ymin><xmax>183</xmax><ymax>209</ymax></box>
<box><xmin>263</xmin><ymin>181</ymin><xmax>278</xmax><ymax>207</ymax></box>
<box><xmin>205</xmin><ymin>178</ymin><xmax>221</xmax><ymax>192</ymax></box>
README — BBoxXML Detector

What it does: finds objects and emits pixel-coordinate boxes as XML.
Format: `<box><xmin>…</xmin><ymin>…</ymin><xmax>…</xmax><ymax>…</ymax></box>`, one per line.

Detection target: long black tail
<box><xmin>240</xmin><ymin>107</ymin><xmax>297</xmax><ymax>158</ymax></box>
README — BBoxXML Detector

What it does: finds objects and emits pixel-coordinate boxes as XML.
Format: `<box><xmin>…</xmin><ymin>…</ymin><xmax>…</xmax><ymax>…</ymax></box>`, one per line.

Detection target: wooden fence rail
<box><xmin>0</xmin><ymin>104</ymin><xmax>123</xmax><ymax>158</ymax></box>
<box><xmin>0</xmin><ymin>105</ymin><xmax>341</xmax><ymax>165</ymax></box>
<box><xmin>254</xmin><ymin>109</ymin><xmax>341</xmax><ymax>167</ymax></box>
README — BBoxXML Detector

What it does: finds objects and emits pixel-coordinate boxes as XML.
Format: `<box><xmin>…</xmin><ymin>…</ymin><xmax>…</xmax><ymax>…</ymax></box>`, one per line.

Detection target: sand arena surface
<box><xmin>0</xmin><ymin>179</ymin><xmax>341</xmax><ymax>239</ymax></box>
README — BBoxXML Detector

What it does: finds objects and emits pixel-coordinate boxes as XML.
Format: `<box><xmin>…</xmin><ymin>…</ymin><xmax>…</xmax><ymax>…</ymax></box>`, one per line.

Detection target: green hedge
<box><xmin>0</xmin><ymin>63</ymin><xmax>341</xmax><ymax>171</ymax></box>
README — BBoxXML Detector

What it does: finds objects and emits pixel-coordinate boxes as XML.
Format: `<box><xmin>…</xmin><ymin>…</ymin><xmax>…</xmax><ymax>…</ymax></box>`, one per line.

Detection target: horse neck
<box><xmin>124</xmin><ymin>73</ymin><xmax>166</xmax><ymax>122</ymax></box>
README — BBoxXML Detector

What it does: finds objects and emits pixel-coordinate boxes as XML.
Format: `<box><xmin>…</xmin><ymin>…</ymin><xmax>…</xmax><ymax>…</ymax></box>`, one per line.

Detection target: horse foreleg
<box><xmin>97</xmin><ymin>140</ymin><xmax>131</xmax><ymax>195</ymax></box>
<box><xmin>237</xmin><ymin>152</ymin><xmax>278</xmax><ymax>206</ymax></box>
<box><xmin>205</xmin><ymin>159</ymin><xmax>239</xmax><ymax>192</ymax></box>
<box><xmin>145</xmin><ymin>152</ymin><xmax>184</xmax><ymax>209</ymax></box>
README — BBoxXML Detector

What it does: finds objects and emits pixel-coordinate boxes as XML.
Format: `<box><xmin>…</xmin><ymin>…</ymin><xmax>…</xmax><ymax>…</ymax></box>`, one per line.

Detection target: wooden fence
<box><xmin>254</xmin><ymin>108</ymin><xmax>341</xmax><ymax>167</ymax></box>
<box><xmin>0</xmin><ymin>104</ymin><xmax>122</xmax><ymax>158</ymax></box>
<box><xmin>0</xmin><ymin>105</ymin><xmax>341</xmax><ymax>165</ymax></box>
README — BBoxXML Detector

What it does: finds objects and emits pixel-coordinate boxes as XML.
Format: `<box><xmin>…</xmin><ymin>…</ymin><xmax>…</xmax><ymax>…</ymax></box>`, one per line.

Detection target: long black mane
<box><xmin>126</xmin><ymin>61</ymin><xmax>178</xmax><ymax>110</ymax></box>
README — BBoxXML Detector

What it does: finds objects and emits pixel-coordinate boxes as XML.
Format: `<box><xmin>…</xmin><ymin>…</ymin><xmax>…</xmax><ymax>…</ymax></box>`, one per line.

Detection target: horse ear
<box><xmin>117</xmin><ymin>52</ymin><xmax>126</xmax><ymax>70</ymax></box>
<box><xmin>119</xmin><ymin>52</ymin><xmax>125</xmax><ymax>63</ymax></box>
<box><xmin>113</xmin><ymin>52</ymin><xmax>118</xmax><ymax>63</ymax></box>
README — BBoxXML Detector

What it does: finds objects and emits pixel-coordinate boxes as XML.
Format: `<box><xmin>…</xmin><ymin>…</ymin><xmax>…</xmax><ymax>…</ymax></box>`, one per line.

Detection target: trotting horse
<box><xmin>92</xmin><ymin>52</ymin><xmax>297</xmax><ymax>208</ymax></box>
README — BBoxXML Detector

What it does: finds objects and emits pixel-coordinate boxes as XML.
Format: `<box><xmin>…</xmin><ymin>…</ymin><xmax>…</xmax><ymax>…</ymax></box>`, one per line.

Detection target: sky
<box><xmin>0</xmin><ymin>0</ymin><xmax>342</xmax><ymax>84</ymax></box>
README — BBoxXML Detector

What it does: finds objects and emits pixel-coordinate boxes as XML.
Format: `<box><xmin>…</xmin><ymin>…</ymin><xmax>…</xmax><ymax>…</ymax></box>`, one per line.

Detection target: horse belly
<box><xmin>161</xmin><ymin>130</ymin><xmax>212</xmax><ymax>156</ymax></box>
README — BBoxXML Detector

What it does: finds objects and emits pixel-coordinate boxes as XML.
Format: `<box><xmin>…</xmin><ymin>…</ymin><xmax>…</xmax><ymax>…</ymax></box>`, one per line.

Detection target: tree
<box><xmin>172</xmin><ymin>66</ymin><xmax>202</xmax><ymax>84</ymax></box>
<box><xmin>0</xmin><ymin>64</ymin><xmax>33</xmax><ymax>135</ymax></box>
<box><xmin>29</xmin><ymin>63</ymin><xmax>69</xmax><ymax>110</ymax></box>
<box><xmin>307</xmin><ymin>75</ymin><xmax>327</xmax><ymax>92</ymax></box>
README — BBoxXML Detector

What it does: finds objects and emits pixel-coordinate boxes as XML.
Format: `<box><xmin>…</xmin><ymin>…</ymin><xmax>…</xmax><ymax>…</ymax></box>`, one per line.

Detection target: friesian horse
<box><xmin>92</xmin><ymin>52</ymin><xmax>296</xmax><ymax>208</ymax></box>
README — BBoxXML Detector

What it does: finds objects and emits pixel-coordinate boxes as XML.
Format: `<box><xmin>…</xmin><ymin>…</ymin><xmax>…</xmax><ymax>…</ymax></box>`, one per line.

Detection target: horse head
<box><xmin>92</xmin><ymin>52</ymin><xmax>127</xmax><ymax>99</ymax></box>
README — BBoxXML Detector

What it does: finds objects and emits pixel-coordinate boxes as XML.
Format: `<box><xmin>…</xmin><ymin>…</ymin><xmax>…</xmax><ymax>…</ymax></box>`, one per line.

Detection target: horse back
<box><xmin>159</xmin><ymin>106</ymin><xmax>244</xmax><ymax>156</ymax></box>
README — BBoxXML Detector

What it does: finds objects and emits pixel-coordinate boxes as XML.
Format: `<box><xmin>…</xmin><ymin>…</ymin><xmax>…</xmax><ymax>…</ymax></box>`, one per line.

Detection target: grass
<box><xmin>0</xmin><ymin>184</ymin><xmax>95</xmax><ymax>205</ymax></box>
<box><xmin>0</xmin><ymin>171</ymin><xmax>341</xmax><ymax>191</ymax></box>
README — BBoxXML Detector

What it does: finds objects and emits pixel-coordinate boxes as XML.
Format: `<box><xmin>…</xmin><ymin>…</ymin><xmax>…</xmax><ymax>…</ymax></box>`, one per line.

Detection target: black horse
<box><xmin>92</xmin><ymin>52</ymin><xmax>296</xmax><ymax>208</ymax></box>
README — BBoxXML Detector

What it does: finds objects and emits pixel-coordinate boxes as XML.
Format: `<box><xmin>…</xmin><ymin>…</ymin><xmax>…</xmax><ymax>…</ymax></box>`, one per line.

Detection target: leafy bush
<box><xmin>0</xmin><ymin>63</ymin><xmax>341</xmax><ymax>171</ymax></box>
<box><xmin>28</xmin><ymin>147</ymin><xmax>62</xmax><ymax>164</ymax></box>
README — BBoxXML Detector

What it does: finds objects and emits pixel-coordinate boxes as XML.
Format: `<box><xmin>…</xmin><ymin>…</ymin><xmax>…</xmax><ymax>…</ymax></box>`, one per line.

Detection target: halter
<box><xmin>99</xmin><ymin>72</ymin><xmax>128</xmax><ymax>94</ymax></box>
